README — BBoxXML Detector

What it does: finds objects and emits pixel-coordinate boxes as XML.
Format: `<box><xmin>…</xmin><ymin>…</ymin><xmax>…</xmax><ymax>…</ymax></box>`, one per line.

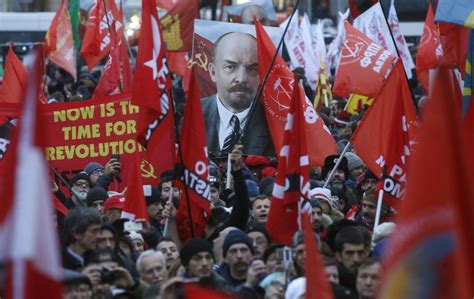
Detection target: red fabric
<box><xmin>255</xmin><ymin>20</ymin><xmax>337</xmax><ymax>167</ymax></box>
<box><xmin>93</xmin><ymin>20</ymin><xmax>121</xmax><ymax>97</ymax></box>
<box><xmin>53</xmin><ymin>195</ymin><xmax>69</xmax><ymax>216</ymax></box>
<box><xmin>184</xmin><ymin>284</ymin><xmax>236</xmax><ymax>299</ymax></box>
<box><xmin>0</xmin><ymin>44</ymin><xmax>28</xmax><ymax>104</ymax></box>
<box><xmin>167</xmin><ymin>51</ymin><xmax>188</xmax><ymax>77</ymax></box>
<box><xmin>122</xmin><ymin>151</ymin><xmax>149</xmax><ymax>221</ymax></box>
<box><xmin>416</xmin><ymin>4</ymin><xmax>443</xmax><ymax>91</ymax></box>
<box><xmin>244</xmin><ymin>155</ymin><xmax>270</xmax><ymax>167</ymax></box>
<box><xmin>132</xmin><ymin>0</ymin><xmax>176</xmax><ymax>177</ymax></box>
<box><xmin>176</xmin><ymin>67</ymin><xmax>211</xmax><ymax>242</ymax></box>
<box><xmin>302</xmin><ymin>214</ymin><xmax>334</xmax><ymax>299</ymax></box>
<box><xmin>350</xmin><ymin>61</ymin><xmax>418</xmax><ymax>208</ymax></box>
<box><xmin>379</xmin><ymin>67</ymin><xmax>473</xmax><ymax>298</ymax></box>
<box><xmin>80</xmin><ymin>0</ymin><xmax>123</xmax><ymax>70</ymax></box>
<box><xmin>191</xmin><ymin>34</ymin><xmax>216</xmax><ymax>98</ymax></box>
<box><xmin>0</xmin><ymin>49</ymin><xmax>62</xmax><ymax>299</ymax></box>
<box><xmin>438</xmin><ymin>23</ymin><xmax>469</xmax><ymax>76</ymax></box>
<box><xmin>266</xmin><ymin>78</ymin><xmax>312</xmax><ymax>246</ymax></box>
<box><xmin>156</xmin><ymin>0</ymin><xmax>200</xmax><ymax>52</ymax></box>
<box><xmin>333</xmin><ymin>21</ymin><xmax>397</xmax><ymax>99</ymax></box>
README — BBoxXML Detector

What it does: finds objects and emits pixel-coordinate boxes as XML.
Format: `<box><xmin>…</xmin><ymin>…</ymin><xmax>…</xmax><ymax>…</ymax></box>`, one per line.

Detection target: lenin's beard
<box><xmin>226</xmin><ymin>84</ymin><xmax>255</xmax><ymax>111</ymax></box>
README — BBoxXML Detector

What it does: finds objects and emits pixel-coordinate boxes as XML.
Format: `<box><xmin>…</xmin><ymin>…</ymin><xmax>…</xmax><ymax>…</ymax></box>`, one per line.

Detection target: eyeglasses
<box><xmin>91</xmin><ymin>168</ymin><xmax>104</xmax><ymax>176</ymax></box>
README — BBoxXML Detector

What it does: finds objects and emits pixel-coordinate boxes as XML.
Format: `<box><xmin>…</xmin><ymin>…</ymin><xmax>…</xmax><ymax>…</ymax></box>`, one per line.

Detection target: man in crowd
<box><xmin>356</xmin><ymin>258</ymin><xmax>382</xmax><ymax>299</ymax></box>
<box><xmin>247</xmin><ymin>226</ymin><xmax>270</xmax><ymax>257</ymax></box>
<box><xmin>250</xmin><ymin>195</ymin><xmax>271</xmax><ymax>225</ymax></box>
<box><xmin>86</xmin><ymin>186</ymin><xmax>108</xmax><ymax>213</ymax></box>
<box><xmin>136</xmin><ymin>250</ymin><xmax>168</xmax><ymax>286</ymax></box>
<box><xmin>156</xmin><ymin>237</ymin><xmax>180</xmax><ymax>270</ymax></box>
<box><xmin>61</xmin><ymin>207</ymin><xmax>102</xmax><ymax>271</ymax></box>
<box><xmin>83</xmin><ymin>157</ymin><xmax>121</xmax><ymax>190</ymax></box>
<box><xmin>216</xmin><ymin>229</ymin><xmax>254</xmax><ymax>287</ymax></box>
<box><xmin>103</xmin><ymin>194</ymin><xmax>125</xmax><ymax>222</ymax></box>
<box><xmin>68</xmin><ymin>172</ymin><xmax>91</xmax><ymax>208</ymax></box>
<box><xmin>203</xmin><ymin>32</ymin><xmax>274</xmax><ymax>156</ymax></box>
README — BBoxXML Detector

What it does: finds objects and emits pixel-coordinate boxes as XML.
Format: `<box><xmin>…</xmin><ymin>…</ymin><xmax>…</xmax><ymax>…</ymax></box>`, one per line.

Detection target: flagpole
<box><xmin>322</xmin><ymin>141</ymin><xmax>351</xmax><ymax>189</ymax></box>
<box><xmin>226</xmin><ymin>154</ymin><xmax>232</xmax><ymax>189</ymax></box>
<box><xmin>377</xmin><ymin>0</ymin><xmax>417</xmax><ymax>110</ymax></box>
<box><xmin>372</xmin><ymin>188</ymin><xmax>385</xmax><ymax>242</ymax></box>
<box><xmin>48</xmin><ymin>165</ymin><xmax>83</xmax><ymax>207</ymax></box>
<box><xmin>239</xmin><ymin>0</ymin><xmax>302</xmax><ymax>144</ymax></box>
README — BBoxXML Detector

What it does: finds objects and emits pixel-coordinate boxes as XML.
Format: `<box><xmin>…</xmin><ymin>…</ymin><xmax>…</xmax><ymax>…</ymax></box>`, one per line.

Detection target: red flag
<box><xmin>255</xmin><ymin>20</ymin><xmax>337</xmax><ymax>166</ymax></box>
<box><xmin>93</xmin><ymin>21</ymin><xmax>122</xmax><ymax>97</ymax></box>
<box><xmin>175</xmin><ymin>68</ymin><xmax>211</xmax><ymax>242</ymax></box>
<box><xmin>438</xmin><ymin>23</ymin><xmax>469</xmax><ymax>75</ymax></box>
<box><xmin>302</xmin><ymin>214</ymin><xmax>334</xmax><ymax>299</ymax></box>
<box><xmin>0</xmin><ymin>43</ymin><xmax>28</xmax><ymax>104</ymax></box>
<box><xmin>131</xmin><ymin>0</ymin><xmax>176</xmax><ymax>178</ymax></box>
<box><xmin>416</xmin><ymin>4</ymin><xmax>444</xmax><ymax>91</ymax></box>
<box><xmin>80</xmin><ymin>0</ymin><xmax>123</xmax><ymax>70</ymax></box>
<box><xmin>45</xmin><ymin>0</ymin><xmax>77</xmax><ymax>79</ymax></box>
<box><xmin>333</xmin><ymin>21</ymin><xmax>397</xmax><ymax>99</ymax></box>
<box><xmin>0</xmin><ymin>49</ymin><xmax>62</xmax><ymax>299</ymax></box>
<box><xmin>266</xmin><ymin>78</ymin><xmax>312</xmax><ymax>246</ymax></box>
<box><xmin>378</xmin><ymin>67</ymin><xmax>473</xmax><ymax>299</ymax></box>
<box><xmin>122</xmin><ymin>151</ymin><xmax>149</xmax><ymax>221</ymax></box>
<box><xmin>156</xmin><ymin>0</ymin><xmax>200</xmax><ymax>52</ymax></box>
<box><xmin>184</xmin><ymin>284</ymin><xmax>236</xmax><ymax>299</ymax></box>
<box><xmin>349</xmin><ymin>0</ymin><xmax>379</xmax><ymax>19</ymax></box>
<box><xmin>350</xmin><ymin>61</ymin><xmax>418</xmax><ymax>208</ymax></box>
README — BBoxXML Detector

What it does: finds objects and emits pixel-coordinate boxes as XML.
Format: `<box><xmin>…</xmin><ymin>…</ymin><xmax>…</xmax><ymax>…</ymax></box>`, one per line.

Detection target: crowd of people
<box><xmin>1</xmin><ymin>2</ymin><xmax>434</xmax><ymax>299</ymax></box>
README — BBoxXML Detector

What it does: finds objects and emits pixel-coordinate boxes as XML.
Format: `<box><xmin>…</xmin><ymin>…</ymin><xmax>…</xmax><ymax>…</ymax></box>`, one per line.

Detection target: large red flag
<box><xmin>416</xmin><ymin>4</ymin><xmax>443</xmax><ymax>91</ymax></box>
<box><xmin>266</xmin><ymin>78</ymin><xmax>312</xmax><ymax>246</ymax></box>
<box><xmin>302</xmin><ymin>214</ymin><xmax>334</xmax><ymax>299</ymax></box>
<box><xmin>438</xmin><ymin>23</ymin><xmax>469</xmax><ymax>76</ymax></box>
<box><xmin>0</xmin><ymin>44</ymin><xmax>28</xmax><ymax>104</ymax></box>
<box><xmin>131</xmin><ymin>0</ymin><xmax>176</xmax><ymax>178</ymax></box>
<box><xmin>378</xmin><ymin>67</ymin><xmax>473</xmax><ymax>299</ymax></box>
<box><xmin>333</xmin><ymin>21</ymin><xmax>397</xmax><ymax>99</ymax></box>
<box><xmin>255</xmin><ymin>20</ymin><xmax>337</xmax><ymax>167</ymax></box>
<box><xmin>175</xmin><ymin>68</ymin><xmax>211</xmax><ymax>242</ymax></box>
<box><xmin>45</xmin><ymin>0</ymin><xmax>77</xmax><ymax>79</ymax></box>
<box><xmin>0</xmin><ymin>49</ymin><xmax>62</xmax><ymax>299</ymax></box>
<box><xmin>122</xmin><ymin>151</ymin><xmax>149</xmax><ymax>221</ymax></box>
<box><xmin>80</xmin><ymin>0</ymin><xmax>123</xmax><ymax>70</ymax></box>
<box><xmin>93</xmin><ymin>21</ymin><xmax>122</xmax><ymax>97</ymax></box>
<box><xmin>350</xmin><ymin>61</ymin><xmax>418</xmax><ymax>208</ymax></box>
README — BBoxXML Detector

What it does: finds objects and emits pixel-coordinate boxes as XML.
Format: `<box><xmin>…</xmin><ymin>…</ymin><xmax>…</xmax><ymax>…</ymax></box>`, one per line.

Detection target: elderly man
<box><xmin>203</xmin><ymin>32</ymin><xmax>273</xmax><ymax>156</ymax></box>
<box><xmin>136</xmin><ymin>250</ymin><xmax>168</xmax><ymax>286</ymax></box>
<box><xmin>61</xmin><ymin>207</ymin><xmax>102</xmax><ymax>271</ymax></box>
<box><xmin>68</xmin><ymin>172</ymin><xmax>92</xmax><ymax>208</ymax></box>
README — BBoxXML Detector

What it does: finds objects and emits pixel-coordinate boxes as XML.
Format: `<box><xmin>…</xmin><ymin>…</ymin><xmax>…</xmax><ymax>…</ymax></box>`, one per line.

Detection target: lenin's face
<box><xmin>209</xmin><ymin>33</ymin><xmax>260</xmax><ymax>113</ymax></box>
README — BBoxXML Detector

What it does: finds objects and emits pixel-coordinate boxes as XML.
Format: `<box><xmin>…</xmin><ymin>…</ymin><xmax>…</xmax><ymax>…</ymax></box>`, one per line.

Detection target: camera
<box><xmin>100</xmin><ymin>268</ymin><xmax>116</xmax><ymax>284</ymax></box>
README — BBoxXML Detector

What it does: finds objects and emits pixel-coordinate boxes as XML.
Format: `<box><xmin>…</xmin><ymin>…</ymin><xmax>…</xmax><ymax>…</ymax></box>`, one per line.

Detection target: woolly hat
<box><xmin>285</xmin><ymin>277</ymin><xmax>306</xmax><ymax>299</ymax></box>
<box><xmin>245</xmin><ymin>180</ymin><xmax>260</xmax><ymax>197</ymax></box>
<box><xmin>223</xmin><ymin>229</ymin><xmax>253</xmax><ymax>257</ymax></box>
<box><xmin>344</xmin><ymin>152</ymin><xmax>364</xmax><ymax>172</ymax></box>
<box><xmin>84</xmin><ymin>162</ymin><xmax>104</xmax><ymax>176</ymax></box>
<box><xmin>180</xmin><ymin>238</ymin><xmax>214</xmax><ymax>267</ymax></box>
<box><xmin>86</xmin><ymin>187</ymin><xmax>109</xmax><ymax>206</ymax></box>
<box><xmin>69</xmin><ymin>172</ymin><xmax>91</xmax><ymax>187</ymax></box>
<box><xmin>310</xmin><ymin>188</ymin><xmax>336</xmax><ymax>210</ymax></box>
<box><xmin>320</xmin><ymin>155</ymin><xmax>349</xmax><ymax>180</ymax></box>
<box><xmin>143</xmin><ymin>185</ymin><xmax>160</xmax><ymax>206</ymax></box>
<box><xmin>128</xmin><ymin>231</ymin><xmax>144</xmax><ymax>243</ymax></box>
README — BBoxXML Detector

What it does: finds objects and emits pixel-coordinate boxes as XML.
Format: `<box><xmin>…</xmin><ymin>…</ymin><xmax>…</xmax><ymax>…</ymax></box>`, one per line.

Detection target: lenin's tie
<box><xmin>222</xmin><ymin>115</ymin><xmax>241</xmax><ymax>153</ymax></box>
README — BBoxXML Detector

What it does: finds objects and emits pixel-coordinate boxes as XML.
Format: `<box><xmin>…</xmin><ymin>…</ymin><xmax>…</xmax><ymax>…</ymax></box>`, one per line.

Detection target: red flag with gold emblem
<box><xmin>45</xmin><ymin>0</ymin><xmax>77</xmax><ymax>79</ymax></box>
<box><xmin>333</xmin><ymin>21</ymin><xmax>397</xmax><ymax>98</ymax></box>
<box><xmin>255</xmin><ymin>20</ymin><xmax>336</xmax><ymax>167</ymax></box>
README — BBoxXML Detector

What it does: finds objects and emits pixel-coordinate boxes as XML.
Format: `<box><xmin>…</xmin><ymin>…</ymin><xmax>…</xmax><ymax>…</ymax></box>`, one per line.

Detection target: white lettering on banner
<box><xmin>383</xmin><ymin>177</ymin><xmax>405</xmax><ymax>198</ymax></box>
<box><xmin>375</xmin><ymin>155</ymin><xmax>385</xmax><ymax>168</ymax></box>
<box><xmin>183</xmin><ymin>168</ymin><xmax>211</xmax><ymax>200</ymax></box>
<box><xmin>0</xmin><ymin>138</ymin><xmax>10</xmax><ymax>160</ymax></box>
<box><xmin>195</xmin><ymin>161</ymin><xmax>206</xmax><ymax>176</ymax></box>
<box><xmin>304</xmin><ymin>105</ymin><xmax>318</xmax><ymax>124</ymax></box>
<box><xmin>360</xmin><ymin>43</ymin><xmax>380</xmax><ymax>68</ymax></box>
<box><xmin>373</xmin><ymin>50</ymin><xmax>390</xmax><ymax>73</ymax></box>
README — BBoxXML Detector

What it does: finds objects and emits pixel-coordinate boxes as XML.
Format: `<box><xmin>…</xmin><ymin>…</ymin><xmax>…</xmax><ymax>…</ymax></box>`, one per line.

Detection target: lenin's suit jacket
<box><xmin>201</xmin><ymin>95</ymin><xmax>275</xmax><ymax>157</ymax></box>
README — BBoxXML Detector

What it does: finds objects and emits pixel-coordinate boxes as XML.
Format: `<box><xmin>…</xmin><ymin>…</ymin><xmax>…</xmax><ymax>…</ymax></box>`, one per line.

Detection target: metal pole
<box><xmin>372</xmin><ymin>188</ymin><xmax>385</xmax><ymax>242</ymax></box>
<box><xmin>322</xmin><ymin>141</ymin><xmax>351</xmax><ymax>188</ymax></box>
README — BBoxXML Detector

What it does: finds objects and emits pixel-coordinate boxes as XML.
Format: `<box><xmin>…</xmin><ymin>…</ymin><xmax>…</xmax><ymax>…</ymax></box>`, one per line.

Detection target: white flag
<box><xmin>299</xmin><ymin>14</ymin><xmax>319</xmax><ymax>89</ymax></box>
<box><xmin>326</xmin><ymin>9</ymin><xmax>349</xmax><ymax>74</ymax></box>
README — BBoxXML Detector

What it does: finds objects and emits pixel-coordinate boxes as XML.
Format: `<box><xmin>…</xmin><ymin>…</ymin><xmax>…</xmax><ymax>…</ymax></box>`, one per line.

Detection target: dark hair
<box><xmin>356</xmin><ymin>257</ymin><xmax>381</xmax><ymax>275</ymax></box>
<box><xmin>262</xmin><ymin>244</ymin><xmax>284</xmax><ymax>263</ymax></box>
<box><xmin>157</xmin><ymin>236</ymin><xmax>176</xmax><ymax>248</ymax></box>
<box><xmin>322</xmin><ymin>256</ymin><xmax>338</xmax><ymax>267</ymax></box>
<box><xmin>335</xmin><ymin>226</ymin><xmax>364</xmax><ymax>253</ymax></box>
<box><xmin>61</xmin><ymin>207</ymin><xmax>101</xmax><ymax>246</ymax></box>
<box><xmin>84</xmin><ymin>248</ymin><xmax>121</xmax><ymax>266</ymax></box>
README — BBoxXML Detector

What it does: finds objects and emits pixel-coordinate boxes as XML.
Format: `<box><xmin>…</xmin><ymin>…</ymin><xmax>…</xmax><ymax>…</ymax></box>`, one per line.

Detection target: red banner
<box><xmin>0</xmin><ymin>93</ymin><xmax>161</xmax><ymax>193</ymax></box>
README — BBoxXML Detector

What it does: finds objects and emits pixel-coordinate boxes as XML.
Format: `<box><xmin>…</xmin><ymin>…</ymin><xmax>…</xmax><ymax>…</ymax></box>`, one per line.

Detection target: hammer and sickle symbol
<box><xmin>140</xmin><ymin>160</ymin><xmax>157</xmax><ymax>179</ymax></box>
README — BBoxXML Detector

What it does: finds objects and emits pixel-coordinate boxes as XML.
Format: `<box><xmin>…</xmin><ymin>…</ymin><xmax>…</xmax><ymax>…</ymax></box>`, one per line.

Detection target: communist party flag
<box><xmin>80</xmin><ymin>0</ymin><xmax>123</xmax><ymax>70</ymax></box>
<box><xmin>378</xmin><ymin>67</ymin><xmax>473</xmax><ymax>299</ymax></box>
<box><xmin>45</xmin><ymin>0</ymin><xmax>77</xmax><ymax>79</ymax></box>
<box><xmin>255</xmin><ymin>20</ymin><xmax>337</xmax><ymax>167</ymax></box>
<box><xmin>416</xmin><ymin>4</ymin><xmax>444</xmax><ymax>91</ymax></box>
<box><xmin>156</xmin><ymin>0</ymin><xmax>199</xmax><ymax>52</ymax></box>
<box><xmin>0</xmin><ymin>43</ymin><xmax>28</xmax><ymax>104</ymax></box>
<box><xmin>332</xmin><ymin>21</ymin><xmax>397</xmax><ymax>99</ymax></box>
<box><xmin>0</xmin><ymin>48</ymin><xmax>63</xmax><ymax>299</ymax></box>
<box><xmin>350</xmin><ymin>61</ymin><xmax>418</xmax><ymax>208</ymax></box>
<box><xmin>266</xmin><ymin>78</ymin><xmax>312</xmax><ymax>246</ymax></box>
<box><xmin>131</xmin><ymin>0</ymin><xmax>176</xmax><ymax>178</ymax></box>
<box><xmin>175</xmin><ymin>67</ymin><xmax>211</xmax><ymax>242</ymax></box>
<box><xmin>122</xmin><ymin>151</ymin><xmax>149</xmax><ymax>221</ymax></box>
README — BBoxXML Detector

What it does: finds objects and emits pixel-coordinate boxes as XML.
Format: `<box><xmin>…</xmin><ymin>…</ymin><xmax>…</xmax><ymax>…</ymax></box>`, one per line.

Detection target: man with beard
<box><xmin>216</xmin><ymin>229</ymin><xmax>254</xmax><ymax>287</ymax></box>
<box><xmin>354</xmin><ymin>189</ymin><xmax>391</xmax><ymax>231</ymax></box>
<box><xmin>203</xmin><ymin>32</ymin><xmax>274</xmax><ymax>156</ymax></box>
<box><xmin>67</xmin><ymin>172</ymin><xmax>92</xmax><ymax>208</ymax></box>
<box><xmin>356</xmin><ymin>258</ymin><xmax>382</xmax><ymax>299</ymax></box>
<box><xmin>321</xmin><ymin>155</ymin><xmax>358</xmax><ymax>206</ymax></box>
